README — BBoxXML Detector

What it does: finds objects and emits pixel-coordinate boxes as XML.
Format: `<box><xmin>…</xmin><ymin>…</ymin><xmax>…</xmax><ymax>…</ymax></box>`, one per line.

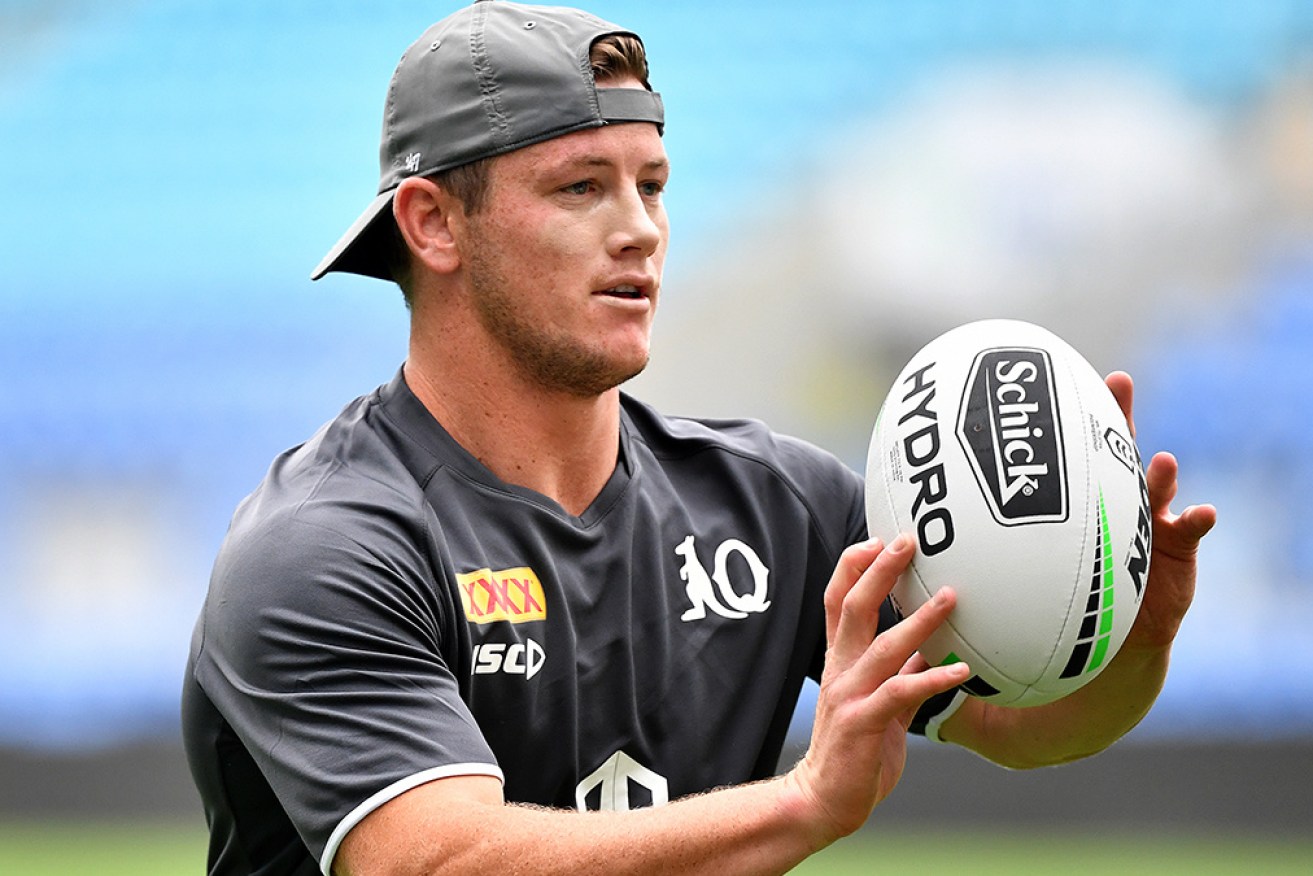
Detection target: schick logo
<box><xmin>676</xmin><ymin>535</ymin><xmax>771</xmax><ymax>622</ymax></box>
<box><xmin>957</xmin><ymin>348</ymin><xmax>1068</xmax><ymax>525</ymax></box>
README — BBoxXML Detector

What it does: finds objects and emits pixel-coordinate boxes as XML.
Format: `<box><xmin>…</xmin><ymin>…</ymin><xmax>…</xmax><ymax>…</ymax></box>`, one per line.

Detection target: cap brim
<box><xmin>310</xmin><ymin>189</ymin><xmax>397</xmax><ymax>281</ymax></box>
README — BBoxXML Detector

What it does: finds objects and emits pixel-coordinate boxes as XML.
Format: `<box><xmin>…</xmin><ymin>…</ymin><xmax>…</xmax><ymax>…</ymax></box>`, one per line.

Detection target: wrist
<box><xmin>776</xmin><ymin>764</ymin><xmax>851</xmax><ymax>852</ymax></box>
<box><xmin>1109</xmin><ymin>639</ymin><xmax>1173</xmax><ymax>682</ymax></box>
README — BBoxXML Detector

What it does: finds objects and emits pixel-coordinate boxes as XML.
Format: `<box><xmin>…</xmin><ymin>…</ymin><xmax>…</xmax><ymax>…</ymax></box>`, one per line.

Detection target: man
<box><xmin>182</xmin><ymin>2</ymin><xmax>1216</xmax><ymax>874</ymax></box>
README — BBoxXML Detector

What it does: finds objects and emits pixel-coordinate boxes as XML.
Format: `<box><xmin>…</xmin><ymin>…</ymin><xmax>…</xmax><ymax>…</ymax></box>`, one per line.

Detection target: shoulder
<box><xmin>623</xmin><ymin>393</ymin><xmax>859</xmax><ymax>482</ymax></box>
<box><xmin>620</xmin><ymin>393</ymin><xmax>865</xmax><ymax>532</ymax></box>
<box><xmin>233</xmin><ymin>399</ymin><xmax>425</xmax><ymax>550</ymax></box>
<box><xmin>206</xmin><ymin>392</ymin><xmax>448</xmax><ymax>648</ymax></box>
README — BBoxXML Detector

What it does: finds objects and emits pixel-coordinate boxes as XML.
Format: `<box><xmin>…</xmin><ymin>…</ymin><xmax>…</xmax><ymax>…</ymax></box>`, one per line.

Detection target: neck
<box><xmin>404</xmin><ymin>336</ymin><xmax>623</xmax><ymax>519</ymax></box>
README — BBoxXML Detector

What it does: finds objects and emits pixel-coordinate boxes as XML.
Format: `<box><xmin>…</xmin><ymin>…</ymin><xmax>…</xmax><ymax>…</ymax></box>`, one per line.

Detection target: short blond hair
<box><xmin>589</xmin><ymin>33</ymin><xmax>650</xmax><ymax>89</ymax></box>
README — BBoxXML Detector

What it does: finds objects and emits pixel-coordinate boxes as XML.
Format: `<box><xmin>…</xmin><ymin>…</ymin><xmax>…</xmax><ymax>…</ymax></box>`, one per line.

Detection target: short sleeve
<box><xmin>188</xmin><ymin>505</ymin><xmax>500</xmax><ymax>873</ymax></box>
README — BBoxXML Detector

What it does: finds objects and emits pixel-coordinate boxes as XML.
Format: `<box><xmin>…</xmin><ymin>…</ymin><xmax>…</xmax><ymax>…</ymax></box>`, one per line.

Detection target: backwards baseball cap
<box><xmin>311</xmin><ymin>0</ymin><xmax>664</xmax><ymax>282</ymax></box>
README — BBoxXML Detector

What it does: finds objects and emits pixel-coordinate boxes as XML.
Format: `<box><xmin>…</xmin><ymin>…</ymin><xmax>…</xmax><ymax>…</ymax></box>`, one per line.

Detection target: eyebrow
<box><xmin>560</xmin><ymin>155</ymin><xmax>670</xmax><ymax>173</ymax></box>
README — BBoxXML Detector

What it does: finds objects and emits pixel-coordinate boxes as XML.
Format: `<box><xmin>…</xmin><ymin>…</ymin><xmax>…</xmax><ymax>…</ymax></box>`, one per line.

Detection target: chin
<box><xmin>576</xmin><ymin>356</ymin><xmax>650</xmax><ymax>398</ymax></box>
<box><xmin>523</xmin><ymin>348</ymin><xmax>648</xmax><ymax>398</ymax></box>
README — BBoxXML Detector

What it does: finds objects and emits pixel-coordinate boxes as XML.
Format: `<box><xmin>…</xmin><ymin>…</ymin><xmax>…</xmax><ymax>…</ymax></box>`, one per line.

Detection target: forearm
<box><xmin>339</xmin><ymin>538</ymin><xmax>971</xmax><ymax>875</ymax></box>
<box><xmin>337</xmin><ymin>773</ymin><xmax>832</xmax><ymax>876</ymax></box>
<box><xmin>941</xmin><ymin>643</ymin><xmax>1171</xmax><ymax>769</ymax></box>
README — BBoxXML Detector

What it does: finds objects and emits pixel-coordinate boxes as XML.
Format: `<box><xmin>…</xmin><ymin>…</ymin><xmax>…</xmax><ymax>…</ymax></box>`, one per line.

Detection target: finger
<box><xmin>1105</xmin><ymin>371</ymin><xmax>1136</xmax><ymax>438</ymax></box>
<box><xmin>848</xmin><ymin>584</ymin><xmax>959</xmax><ymax>693</ymax></box>
<box><xmin>829</xmin><ymin>535</ymin><xmax>915</xmax><ymax>665</ymax></box>
<box><xmin>892</xmin><ymin>652</ymin><xmax>970</xmax><ymax>729</ymax></box>
<box><xmin>823</xmin><ymin>539</ymin><xmax>884</xmax><ymax>646</ymax></box>
<box><xmin>1146</xmin><ymin>451</ymin><xmax>1180</xmax><ymax>518</ymax></box>
<box><xmin>1145</xmin><ymin>452</ymin><xmax>1218</xmax><ymax>559</ymax></box>
<box><xmin>873</xmin><ymin>650</ymin><xmax>972</xmax><ymax>728</ymax></box>
<box><xmin>1176</xmin><ymin>503</ymin><xmax>1218</xmax><ymax>542</ymax></box>
<box><xmin>899</xmin><ymin>651</ymin><xmax>933</xmax><ymax>676</ymax></box>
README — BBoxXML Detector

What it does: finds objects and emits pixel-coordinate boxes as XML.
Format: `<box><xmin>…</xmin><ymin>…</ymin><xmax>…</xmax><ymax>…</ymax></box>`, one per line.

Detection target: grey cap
<box><xmin>311</xmin><ymin>0</ymin><xmax>665</xmax><ymax>282</ymax></box>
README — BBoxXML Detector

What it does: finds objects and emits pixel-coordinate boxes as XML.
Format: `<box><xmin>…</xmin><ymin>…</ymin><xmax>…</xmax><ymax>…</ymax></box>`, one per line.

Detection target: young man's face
<box><xmin>458</xmin><ymin>108</ymin><xmax>669</xmax><ymax>398</ymax></box>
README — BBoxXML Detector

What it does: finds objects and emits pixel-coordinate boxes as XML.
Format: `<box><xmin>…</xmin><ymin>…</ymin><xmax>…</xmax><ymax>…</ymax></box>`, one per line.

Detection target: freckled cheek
<box><xmin>652</xmin><ymin>216</ymin><xmax>670</xmax><ymax>270</ymax></box>
<box><xmin>496</xmin><ymin>216</ymin><xmax>589</xmax><ymax>285</ymax></box>
<box><xmin>529</xmin><ymin>215</ymin><xmax>598</xmax><ymax>263</ymax></box>
<box><xmin>654</xmin><ymin>205</ymin><xmax>670</xmax><ymax>240</ymax></box>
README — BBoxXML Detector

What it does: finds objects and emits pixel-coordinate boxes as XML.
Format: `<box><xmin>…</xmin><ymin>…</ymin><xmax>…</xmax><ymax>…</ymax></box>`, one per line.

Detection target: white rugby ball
<box><xmin>865</xmin><ymin>319</ymin><xmax>1152</xmax><ymax>707</ymax></box>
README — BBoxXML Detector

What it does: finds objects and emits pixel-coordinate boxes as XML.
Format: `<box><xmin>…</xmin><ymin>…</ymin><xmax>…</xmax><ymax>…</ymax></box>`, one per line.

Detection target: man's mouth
<box><xmin>600</xmin><ymin>284</ymin><xmax>644</xmax><ymax>300</ymax></box>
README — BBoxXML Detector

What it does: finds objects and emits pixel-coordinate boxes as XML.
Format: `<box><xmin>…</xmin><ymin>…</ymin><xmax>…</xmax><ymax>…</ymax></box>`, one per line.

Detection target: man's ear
<box><xmin>393</xmin><ymin>177</ymin><xmax>464</xmax><ymax>275</ymax></box>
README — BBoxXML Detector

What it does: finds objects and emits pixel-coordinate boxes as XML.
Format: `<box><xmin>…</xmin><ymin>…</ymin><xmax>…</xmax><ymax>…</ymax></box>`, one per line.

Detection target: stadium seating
<box><xmin>3</xmin><ymin>0</ymin><xmax>1312</xmax><ymax>746</ymax></box>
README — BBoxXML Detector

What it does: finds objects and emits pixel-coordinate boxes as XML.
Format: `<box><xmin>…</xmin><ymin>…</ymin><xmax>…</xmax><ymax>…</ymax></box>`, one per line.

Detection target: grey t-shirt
<box><xmin>182</xmin><ymin>369</ymin><xmax>952</xmax><ymax>875</ymax></box>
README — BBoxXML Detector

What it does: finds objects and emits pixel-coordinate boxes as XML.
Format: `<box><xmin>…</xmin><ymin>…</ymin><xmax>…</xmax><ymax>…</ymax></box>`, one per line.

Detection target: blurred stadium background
<box><xmin>2</xmin><ymin>0</ymin><xmax>1312</xmax><ymax>869</ymax></box>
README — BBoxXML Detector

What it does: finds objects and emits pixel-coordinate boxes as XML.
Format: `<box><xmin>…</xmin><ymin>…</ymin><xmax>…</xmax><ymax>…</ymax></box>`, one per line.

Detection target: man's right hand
<box><xmin>784</xmin><ymin>534</ymin><xmax>969</xmax><ymax>844</ymax></box>
<box><xmin>335</xmin><ymin>535</ymin><xmax>968</xmax><ymax>875</ymax></box>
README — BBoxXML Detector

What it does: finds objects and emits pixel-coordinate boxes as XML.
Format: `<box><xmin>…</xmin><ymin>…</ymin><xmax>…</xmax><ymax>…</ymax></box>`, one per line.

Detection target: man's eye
<box><xmin>562</xmin><ymin>181</ymin><xmax>593</xmax><ymax>195</ymax></box>
<box><xmin>640</xmin><ymin>181</ymin><xmax>665</xmax><ymax>197</ymax></box>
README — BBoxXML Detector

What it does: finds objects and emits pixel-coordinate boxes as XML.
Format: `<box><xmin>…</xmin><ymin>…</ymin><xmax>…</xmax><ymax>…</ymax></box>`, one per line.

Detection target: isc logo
<box><xmin>472</xmin><ymin>639</ymin><xmax>546</xmax><ymax>681</ymax></box>
<box><xmin>457</xmin><ymin>566</ymin><xmax>548</xmax><ymax>624</ymax></box>
<box><xmin>957</xmin><ymin>348</ymin><xmax>1069</xmax><ymax>525</ymax></box>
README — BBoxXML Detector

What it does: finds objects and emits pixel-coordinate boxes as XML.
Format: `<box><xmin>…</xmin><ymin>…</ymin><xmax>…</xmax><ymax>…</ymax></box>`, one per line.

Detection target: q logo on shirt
<box><xmin>676</xmin><ymin>535</ymin><xmax>771</xmax><ymax>622</ymax></box>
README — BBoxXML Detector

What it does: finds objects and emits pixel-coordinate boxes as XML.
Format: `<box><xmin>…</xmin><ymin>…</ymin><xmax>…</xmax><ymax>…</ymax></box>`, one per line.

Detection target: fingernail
<box><xmin>889</xmin><ymin>533</ymin><xmax>911</xmax><ymax>553</ymax></box>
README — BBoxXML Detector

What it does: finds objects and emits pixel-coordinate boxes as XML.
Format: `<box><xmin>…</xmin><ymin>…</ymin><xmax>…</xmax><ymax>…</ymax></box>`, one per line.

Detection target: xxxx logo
<box><xmin>456</xmin><ymin>566</ymin><xmax>547</xmax><ymax>624</ymax></box>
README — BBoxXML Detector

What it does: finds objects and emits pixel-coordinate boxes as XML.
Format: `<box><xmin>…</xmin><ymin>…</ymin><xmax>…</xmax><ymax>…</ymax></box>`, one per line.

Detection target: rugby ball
<box><xmin>864</xmin><ymin>319</ymin><xmax>1152</xmax><ymax>707</ymax></box>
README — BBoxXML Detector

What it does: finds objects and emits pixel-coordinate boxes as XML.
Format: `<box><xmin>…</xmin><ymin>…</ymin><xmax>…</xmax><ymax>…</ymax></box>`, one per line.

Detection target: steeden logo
<box><xmin>457</xmin><ymin>566</ymin><xmax>547</xmax><ymax>624</ymax></box>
